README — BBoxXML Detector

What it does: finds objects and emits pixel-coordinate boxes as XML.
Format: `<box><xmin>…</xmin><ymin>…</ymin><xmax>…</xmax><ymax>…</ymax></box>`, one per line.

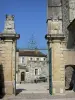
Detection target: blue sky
<box><xmin>0</xmin><ymin>0</ymin><xmax>47</xmax><ymax>49</ymax></box>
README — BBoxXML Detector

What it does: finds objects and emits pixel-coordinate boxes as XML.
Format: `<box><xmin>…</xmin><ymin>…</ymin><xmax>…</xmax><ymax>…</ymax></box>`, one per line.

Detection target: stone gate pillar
<box><xmin>0</xmin><ymin>15</ymin><xmax>20</xmax><ymax>95</ymax></box>
<box><xmin>45</xmin><ymin>0</ymin><xmax>75</xmax><ymax>95</ymax></box>
<box><xmin>45</xmin><ymin>0</ymin><xmax>69</xmax><ymax>95</ymax></box>
<box><xmin>45</xmin><ymin>34</ymin><xmax>65</xmax><ymax>95</ymax></box>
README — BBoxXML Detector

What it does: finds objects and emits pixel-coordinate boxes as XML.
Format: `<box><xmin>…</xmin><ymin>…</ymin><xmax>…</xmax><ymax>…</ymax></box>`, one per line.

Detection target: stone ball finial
<box><xmin>6</xmin><ymin>14</ymin><xmax>14</xmax><ymax>21</ymax></box>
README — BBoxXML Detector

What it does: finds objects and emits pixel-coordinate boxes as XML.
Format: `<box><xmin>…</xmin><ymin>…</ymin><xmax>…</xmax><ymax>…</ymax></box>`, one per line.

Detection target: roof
<box><xmin>19</xmin><ymin>50</ymin><xmax>47</xmax><ymax>57</ymax></box>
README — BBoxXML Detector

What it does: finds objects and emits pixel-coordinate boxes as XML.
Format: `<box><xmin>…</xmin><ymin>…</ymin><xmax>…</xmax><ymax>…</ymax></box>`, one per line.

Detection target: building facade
<box><xmin>16</xmin><ymin>50</ymin><xmax>49</xmax><ymax>83</ymax></box>
<box><xmin>45</xmin><ymin>0</ymin><xmax>75</xmax><ymax>95</ymax></box>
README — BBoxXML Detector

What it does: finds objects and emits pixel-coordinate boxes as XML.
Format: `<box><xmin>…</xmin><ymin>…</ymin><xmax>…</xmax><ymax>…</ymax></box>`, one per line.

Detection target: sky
<box><xmin>0</xmin><ymin>0</ymin><xmax>47</xmax><ymax>49</ymax></box>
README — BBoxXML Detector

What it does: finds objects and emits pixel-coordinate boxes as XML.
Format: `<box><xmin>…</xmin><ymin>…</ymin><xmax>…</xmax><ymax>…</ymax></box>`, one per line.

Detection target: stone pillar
<box><xmin>0</xmin><ymin>15</ymin><xmax>20</xmax><ymax>95</ymax></box>
<box><xmin>4</xmin><ymin>40</ymin><xmax>15</xmax><ymax>94</ymax></box>
<box><xmin>51</xmin><ymin>40</ymin><xmax>65</xmax><ymax>94</ymax></box>
<box><xmin>46</xmin><ymin>34</ymin><xmax>65</xmax><ymax>95</ymax></box>
<box><xmin>46</xmin><ymin>0</ymin><xmax>67</xmax><ymax>95</ymax></box>
<box><xmin>46</xmin><ymin>0</ymin><xmax>75</xmax><ymax>95</ymax></box>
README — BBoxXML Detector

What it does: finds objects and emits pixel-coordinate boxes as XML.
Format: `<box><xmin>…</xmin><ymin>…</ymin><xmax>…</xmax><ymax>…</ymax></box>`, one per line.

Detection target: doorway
<box><xmin>65</xmin><ymin>65</ymin><xmax>75</xmax><ymax>90</ymax></box>
<box><xmin>21</xmin><ymin>72</ymin><xmax>25</xmax><ymax>81</ymax></box>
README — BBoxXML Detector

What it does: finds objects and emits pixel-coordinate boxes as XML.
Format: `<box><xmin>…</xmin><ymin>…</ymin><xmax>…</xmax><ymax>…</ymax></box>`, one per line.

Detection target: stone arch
<box><xmin>65</xmin><ymin>65</ymin><xmax>75</xmax><ymax>90</ymax></box>
<box><xmin>21</xmin><ymin>72</ymin><xmax>25</xmax><ymax>82</ymax></box>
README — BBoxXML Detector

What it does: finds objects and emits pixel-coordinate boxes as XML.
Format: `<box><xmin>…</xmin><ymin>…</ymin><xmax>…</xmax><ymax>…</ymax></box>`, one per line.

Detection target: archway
<box><xmin>21</xmin><ymin>72</ymin><xmax>25</xmax><ymax>82</ymax></box>
<box><xmin>65</xmin><ymin>65</ymin><xmax>75</xmax><ymax>90</ymax></box>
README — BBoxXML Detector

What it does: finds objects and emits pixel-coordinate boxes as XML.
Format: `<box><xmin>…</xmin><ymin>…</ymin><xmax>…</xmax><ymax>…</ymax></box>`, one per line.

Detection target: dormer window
<box><xmin>37</xmin><ymin>58</ymin><xmax>39</xmax><ymax>61</ymax></box>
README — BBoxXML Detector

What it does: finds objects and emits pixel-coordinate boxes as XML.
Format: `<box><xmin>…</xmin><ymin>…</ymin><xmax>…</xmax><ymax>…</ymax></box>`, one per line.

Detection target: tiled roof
<box><xmin>19</xmin><ymin>50</ymin><xmax>47</xmax><ymax>57</ymax></box>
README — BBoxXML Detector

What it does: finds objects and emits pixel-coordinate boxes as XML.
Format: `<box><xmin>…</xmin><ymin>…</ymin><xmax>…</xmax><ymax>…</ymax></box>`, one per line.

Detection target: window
<box><xmin>30</xmin><ymin>58</ymin><xmax>33</xmax><ymax>61</ymax></box>
<box><xmin>44</xmin><ymin>58</ymin><xmax>45</xmax><ymax>61</ymax></box>
<box><xmin>22</xmin><ymin>57</ymin><xmax>24</xmax><ymax>63</ymax></box>
<box><xmin>21</xmin><ymin>72</ymin><xmax>25</xmax><ymax>81</ymax></box>
<box><xmin>29</xmin><ymin>57</ymin><xmax>33</xmax><ymax>61</ymax></box>
<box><xmin>37</xmin><ymin>58</ymin><xmax>39</xmax><ymax>61</ymax></box>
<box><xmin>35</xmin><ymin>69</ymin><xmax>38</xmax><ymax>75</ymax></box>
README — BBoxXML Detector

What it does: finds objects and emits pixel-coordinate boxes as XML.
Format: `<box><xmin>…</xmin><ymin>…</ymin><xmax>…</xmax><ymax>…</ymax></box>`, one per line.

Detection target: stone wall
<box><xmin>25</xmin><ymin>61</ymin><xmax>49</xmax><ymax>83</ymax></box>
<box><xmin>63</xmin><ymin>49</ymin><xmax>75</xmax><ymax>65</ymax></box>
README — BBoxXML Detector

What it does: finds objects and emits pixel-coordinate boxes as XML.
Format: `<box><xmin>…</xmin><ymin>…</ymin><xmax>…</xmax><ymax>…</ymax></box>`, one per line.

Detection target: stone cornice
<box><xmin>0</xmin><ymin>33</ymin><xmax>20</xmax><ymax>40</ymax></box>
<box><xmin>46</xmin><ymin>18</ymin><xmax>62</xmax><ymax>23</ymax></box>
<box><xmin>45</xmin><ymin>34</ymin><xmax>65</xmax><ymax>41</ymax></box>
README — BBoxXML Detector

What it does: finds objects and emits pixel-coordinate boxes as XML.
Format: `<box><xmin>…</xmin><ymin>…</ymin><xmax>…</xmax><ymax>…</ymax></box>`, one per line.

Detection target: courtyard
<box><xmin>16</xmin><ymin>82</ymin><xmax>49</xmax><ymax>94</ymax></box>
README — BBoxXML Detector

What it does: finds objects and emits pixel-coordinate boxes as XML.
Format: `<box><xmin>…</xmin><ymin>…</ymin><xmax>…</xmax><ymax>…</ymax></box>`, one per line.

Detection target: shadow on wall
<box><xmin>0</xmin><ymin>64</ymin><xmax>5</xmax><ymax>99</ymax></box>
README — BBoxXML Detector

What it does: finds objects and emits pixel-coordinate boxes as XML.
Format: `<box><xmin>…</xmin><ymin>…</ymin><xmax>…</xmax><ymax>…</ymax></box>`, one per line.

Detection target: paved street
<box><xmin>1</xmin><ymin>92</ymin><xmax>75</xmax><ymax>100</ymax></box>
<box><xmin>16</xmin><ymin>82</ymin><xmax>49</xmax><ymax>94</ymax></box>
<box><xmin>1</xmin><ymin>83</ymin><xmax>75</xmax><ymax>100</ymax></box>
